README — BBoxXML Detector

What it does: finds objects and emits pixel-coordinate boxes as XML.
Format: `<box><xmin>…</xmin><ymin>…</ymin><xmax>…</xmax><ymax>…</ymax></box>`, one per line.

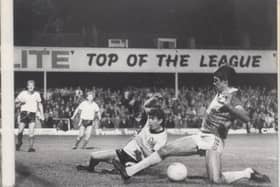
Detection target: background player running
<box><xmin>71</xmin><ymin>91</ymin><xmax>101</xmax><ymax>149</ymax></box>
<box><xmin>113</xmin><ymin>65</ymin><xmax>270</xmax><ymax>184</ymax></box>
<box><xmin>76</xmin><ymin>108</ymin><xmax>167</xmax><ymax>173</ymax></box>
<box><xmin>15</xmin><ymin>80</ymin><xmax>44</xmax><ymax>152</ymax></box>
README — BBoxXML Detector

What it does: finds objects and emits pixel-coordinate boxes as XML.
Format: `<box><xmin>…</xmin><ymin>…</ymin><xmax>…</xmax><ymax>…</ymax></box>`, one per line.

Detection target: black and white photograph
<box><xmin>0</xmin><ymin>0</ymin><xmax>278</xmax><ymax>186</ymax></box>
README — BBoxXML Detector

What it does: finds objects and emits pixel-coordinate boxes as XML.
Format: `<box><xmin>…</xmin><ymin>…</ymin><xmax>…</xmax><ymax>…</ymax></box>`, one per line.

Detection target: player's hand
<box><xmin>15</xmin><ymin>101</ymin><xmax>25</xmax><ymax>108</ymax></box>
<box><xmin>36</xmin><ymin>112</ymin><xmax>44</xmax><ymax>121</ymax></box>
<box><xmin>217</xmin><ymin>91</ymin><xmax>231</xmax><ymax>106</ymax></box>
<box><xmin>217</xmin><ymin>95</ymin><xmax>226</xmax><ymax>105</ymax></box>
<box><xmin>217</xmin><ymin>93</ymin><xmax>228</xmax><ymax>104</ymax></box>
<box><xmin>217</xmin><ymin>95</ymin><xmax>231</xmax><ymax>112</ymax></box>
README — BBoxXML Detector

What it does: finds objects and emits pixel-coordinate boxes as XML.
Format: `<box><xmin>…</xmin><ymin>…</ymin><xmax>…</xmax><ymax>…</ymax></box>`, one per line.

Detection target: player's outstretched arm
<box><xmin>15</xmin><ymin>101</ymin><xmax>24</xmax><ymax>108</ymax></box>
<box><xmin>143</xmin><ymin>93</ymin><xmax>161</xmax><ymax>111</ymax></box>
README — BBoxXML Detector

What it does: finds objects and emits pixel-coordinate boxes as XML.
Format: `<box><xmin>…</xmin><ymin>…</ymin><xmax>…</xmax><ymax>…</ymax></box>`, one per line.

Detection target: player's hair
<box><xmin>148</xmin><ymin>108</ymin><xmax>165</xmax><ymax>124</ymax></box>
<box><xmin>86</xmin><ymin>91</ymin><xmax>95</xmax><ymax>97</ymax></box>
<box><xmin>27</xmin><ymin>80</ymin><xmax>35</xmax><ymax>85</ymax></box>
<box><xmin>213</xmin><ymin>65</ymin><xmax>236</xmax><ymax>86</ymax></box>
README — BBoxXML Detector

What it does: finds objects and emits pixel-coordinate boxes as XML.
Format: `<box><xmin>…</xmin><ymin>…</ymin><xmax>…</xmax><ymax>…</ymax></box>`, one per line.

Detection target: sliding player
<box><xmin>113</xmin><ymin>65</ymin><xmax>270</xmax><ymax>184</ymax></box>
<box><xmin>76</xmin><ymin>108</ymin><xmax>167</xmax><ymax>173</ymax></box>
<box><xmin>15</xmin><ymin>80</ymin><xmax>44</xmax><ymax>152</ymax></box>
<box><xmin>71</xmin><ymin>91</ymin><xmax>101</xmax><ymax>149</ymax></box>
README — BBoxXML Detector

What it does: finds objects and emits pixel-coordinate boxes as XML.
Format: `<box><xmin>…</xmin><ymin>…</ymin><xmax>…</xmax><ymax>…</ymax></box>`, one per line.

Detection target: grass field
<box><xmin>13</xmin><ymin>134</ymin><xmax>278</xmax><ymax>187</ymax></box>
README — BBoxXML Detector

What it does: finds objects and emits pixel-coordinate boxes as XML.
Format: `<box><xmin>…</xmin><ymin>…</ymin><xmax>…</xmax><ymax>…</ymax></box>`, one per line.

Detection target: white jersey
<box><xmin>124</xmin><ymin>123</ymin><xmax>167</xmax><ymax>161</ymax></box>
<box><xmin>16</xmin><ymin>90</ymin><xmax>41</xmax><ymax>113</ymax></box>
<box><xmin>78</xmin><ymin>101</ymin><xmax>100</xmax><ymax>120</ymax></box>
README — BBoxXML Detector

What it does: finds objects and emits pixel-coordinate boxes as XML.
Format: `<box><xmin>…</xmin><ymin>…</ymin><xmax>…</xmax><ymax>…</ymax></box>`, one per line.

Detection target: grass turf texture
<box><xmin>9</xmin><ymin>134</ymin><xmax>278</xmax><ymax>187</ymax></box>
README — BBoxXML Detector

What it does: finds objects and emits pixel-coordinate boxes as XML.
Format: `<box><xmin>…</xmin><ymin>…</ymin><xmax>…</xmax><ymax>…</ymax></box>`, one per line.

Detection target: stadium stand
<box><xmin>15</xmin><ymin>86</ymin><xmax>277</xmax><ymax>131</ymax></box>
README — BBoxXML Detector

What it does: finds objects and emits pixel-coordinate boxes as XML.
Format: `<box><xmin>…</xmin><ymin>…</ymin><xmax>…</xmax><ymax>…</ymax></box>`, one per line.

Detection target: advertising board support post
<box><xmin>44</xmin><ymin>70</ymin><xmax>47</xmax><ymax>100</ymax></box>
<box><xmin>175</xmin><ymin>72</ymin><xmax>178</xmax><ymax>99</ymax></box>
<box><xmin>1</xmin><ymin>0</ymin><xmax>16</xmax><ymax>186</ymax></box>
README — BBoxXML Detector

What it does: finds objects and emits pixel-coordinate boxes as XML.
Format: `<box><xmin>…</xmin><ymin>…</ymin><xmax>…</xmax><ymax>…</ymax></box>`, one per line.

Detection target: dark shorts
<box><xmin>115</xmin><ymin>149</ymin><xmax>138</xmax><ymax>166</ymax></box>
<box><xmin>81</xmin><ymin>120</ymin><xmax>93</xmax><ymax>127</ymax></box>
<box><xmin>20</xmin><ymin>111</ymin><xmax>36</xmax><ymax>124</ymax></box>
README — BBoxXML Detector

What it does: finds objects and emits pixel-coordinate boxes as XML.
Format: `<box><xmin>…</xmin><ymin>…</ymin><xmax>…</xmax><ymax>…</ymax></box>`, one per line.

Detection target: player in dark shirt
<box><xmin>113</xmin><ymin>65</ymin><xmax>270</xmax><ymax>184</ymax></box>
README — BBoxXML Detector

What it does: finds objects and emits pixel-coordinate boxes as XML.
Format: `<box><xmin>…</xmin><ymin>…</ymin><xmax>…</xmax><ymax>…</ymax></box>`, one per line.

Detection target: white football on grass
<box><xmin>167</xmin><ymin>162</ymin><xmax>188</xmax><ymax>181</ymax></box>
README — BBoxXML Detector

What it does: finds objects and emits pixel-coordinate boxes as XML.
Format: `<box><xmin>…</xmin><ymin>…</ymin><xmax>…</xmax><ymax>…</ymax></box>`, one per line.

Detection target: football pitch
<box><xmin>13</xmin><ymin>134</ymin><xmax>278</xmax><ymax>187</ymax></box>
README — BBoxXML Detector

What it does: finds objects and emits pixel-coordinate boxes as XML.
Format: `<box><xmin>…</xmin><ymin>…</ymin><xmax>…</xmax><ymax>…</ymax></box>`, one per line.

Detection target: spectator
<box><xmin>165</xmin><ymin>115</ymin><xmax>175</xmax><ymax>128</ymax></box>
<box><xmin>15</xmin><ymin>85</ymin><xmax>277</xmax><ymax>131</ymax></box>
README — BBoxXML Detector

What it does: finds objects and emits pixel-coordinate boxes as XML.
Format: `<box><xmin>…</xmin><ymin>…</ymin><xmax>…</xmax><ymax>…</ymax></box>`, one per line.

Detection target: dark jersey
<box><xmin>201</xmin><ymin>87</ymin><xmax>242</xmax><ymax>139</ymax></box>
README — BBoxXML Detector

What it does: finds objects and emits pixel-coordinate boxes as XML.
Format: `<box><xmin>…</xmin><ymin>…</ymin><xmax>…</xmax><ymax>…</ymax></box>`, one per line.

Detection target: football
<box><xmin>167</xmin><ymin>162</ymin><xmax>188</xmax><ymax>181</ymax></box>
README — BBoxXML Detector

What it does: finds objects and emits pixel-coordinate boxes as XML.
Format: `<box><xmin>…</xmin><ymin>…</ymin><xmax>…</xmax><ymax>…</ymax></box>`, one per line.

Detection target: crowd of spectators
<box><xmin>15</xmin><ymin>85</ymin><xmax>277</xmax><ymax>131</ymax></box>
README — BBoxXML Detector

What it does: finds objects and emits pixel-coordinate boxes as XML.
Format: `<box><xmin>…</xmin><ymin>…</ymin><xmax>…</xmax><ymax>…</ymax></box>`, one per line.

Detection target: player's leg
<box><xmin>81</xmin><ymin>125</ymin><xmax>93</xmax><ymax>149</ymax></box>
<box><xmin>16</xmin><ymin>122</ymin><xmax>26</xmax><ymax>151</ymax></box>
<box><xmin>221</xmin><ymin>164</ymin><xmax>270</xmax><ymax>183</ymax></box>
<box><xmin>27</xmin><ymin>121</ymin><xmax>36</xmax><ymax>152</ymax></box>
<box><xmin>77</xmin><ymin>150</ymin><xmax>117</xmax><ymax>172</ymax></box>
<box><xmin>16</xmin><ymin>111</ymin><xmax>29</xmax><ymax>150</ymax></box>
<box><xmin>89</xmin><ymin>150</ymin><xmax>117</xmax><ymax>170</ymax></box>
<box><xmin>115</xmin><ymin>135</ymin><xmax>199</xmax><ymax>179</ymax></box>
<box><xmin>73</xmin><ymin>125</ymin><xmax>85</xmax><ymax>149</ymax></box>
<box><xmin>90</xmin><ymin>150</ymin><xmax>117</xmax><ymax>163</ymax></box>
<box><xmin>206</xmin><ymin>147</ymin><xmax>270</xmax><ymax>183</ymax></box>
<box><xmin>205</xmin><ymin>150</ymin><xmax>223</xmax><ymax>183</ymax></box>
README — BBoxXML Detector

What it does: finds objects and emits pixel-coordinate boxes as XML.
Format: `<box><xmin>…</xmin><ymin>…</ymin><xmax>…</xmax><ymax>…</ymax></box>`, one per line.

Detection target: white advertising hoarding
<box><xmin>14</xmin><ymin>46</ymin><xmax>277</xmax><ymax>73</ymax></box>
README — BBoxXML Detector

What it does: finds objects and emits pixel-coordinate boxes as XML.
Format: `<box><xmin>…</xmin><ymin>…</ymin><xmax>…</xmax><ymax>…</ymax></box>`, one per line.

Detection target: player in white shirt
<box><xmin>15</xmin><ymin>80</ymin><xmax>44</xmax><ymax>152</ymax></box>
<box><xmin>71</xmin><ymin>91</ymin><xmax>101</xmax><ymax>149</ymax></box>
<box><xmin>113</xmin><ymin>65</ymin><xmax>270</xmax><ymax>184</ymax></box>
<box><xmin>76</xmin><ymin>108</ymin><xmax>167</xmax><ymax>173</ymax></box>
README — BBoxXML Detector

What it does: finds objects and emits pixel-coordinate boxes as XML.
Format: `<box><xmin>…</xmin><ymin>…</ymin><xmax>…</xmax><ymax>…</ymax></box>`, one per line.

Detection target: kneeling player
<box><xmin>71</xmin><ymin>91</ymin><xmax>101</xmax><ymax>149</ymax></box>
<box><xmin>76</xmin><ymin>108</ymin><xmax>167</xmax><ymax>173</ymax></box>
<box><xmin>113</xmin><ymin>65</ymin><xmax>270</xmax><ymax>184</ymax></box>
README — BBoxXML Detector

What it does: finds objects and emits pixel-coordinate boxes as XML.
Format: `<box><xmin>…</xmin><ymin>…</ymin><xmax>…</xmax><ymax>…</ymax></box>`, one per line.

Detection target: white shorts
<box><xmin>192</xmin><ymin>132</ymin><xmax>224</xmax><ymax>153</ymax></box>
